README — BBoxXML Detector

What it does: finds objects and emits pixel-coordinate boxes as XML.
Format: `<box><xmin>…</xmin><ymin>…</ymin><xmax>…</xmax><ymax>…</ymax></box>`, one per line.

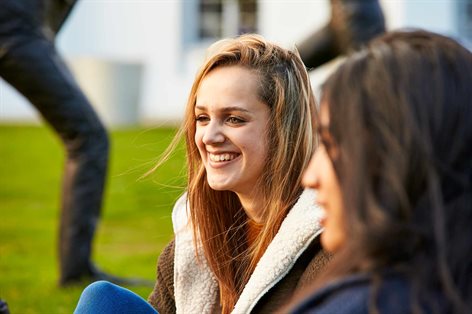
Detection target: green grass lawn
<box><xmin>0</xmin><ymin>124</ymin><xmax>186</xmax><ymax>313</ymax></box>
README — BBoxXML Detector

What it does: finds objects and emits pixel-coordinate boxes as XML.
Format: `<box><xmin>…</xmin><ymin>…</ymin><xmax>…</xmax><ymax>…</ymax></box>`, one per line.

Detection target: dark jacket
<box><xmin>291</xmin><ymin>272</ymin><xmax>425</xmax><ymax>314</ymax></box>
<box><xmin>1</xmin><ymin>0</ymin><xmax>77</xmax><ymax>39</ymax></box>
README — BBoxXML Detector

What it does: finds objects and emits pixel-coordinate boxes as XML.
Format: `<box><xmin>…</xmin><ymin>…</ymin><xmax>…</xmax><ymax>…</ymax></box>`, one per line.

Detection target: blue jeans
<box><xmin>74</xmin><ymin>281</ymin><xmax>158</xmax><ymax>314</ymax></box>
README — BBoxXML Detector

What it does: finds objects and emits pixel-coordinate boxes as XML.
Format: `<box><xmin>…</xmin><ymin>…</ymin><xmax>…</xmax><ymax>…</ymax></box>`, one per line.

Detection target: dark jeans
<box><xmin>0</xmin><ymin>3</ymin><xmax>109</xmax><ymax>284</ymax></box>
<box><xmin>74</xmin><ymin>281</ymin><xmax>158</xmax><ymax>314</ymax></box>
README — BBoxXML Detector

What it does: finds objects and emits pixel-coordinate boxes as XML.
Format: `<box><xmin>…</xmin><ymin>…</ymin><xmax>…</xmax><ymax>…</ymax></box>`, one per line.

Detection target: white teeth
<box><xmin>209</xmin><ymin>153</ymin><xmax>237</xmax><ymax>162</ymax></box>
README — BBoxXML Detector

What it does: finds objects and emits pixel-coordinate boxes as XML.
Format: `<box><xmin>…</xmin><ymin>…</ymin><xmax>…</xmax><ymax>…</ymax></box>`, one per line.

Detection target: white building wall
<box><xmin>0</xmin><ymin>0</ymin><xmax>465</xmax><ymax>125</ymax></box>
<box><xmin>59</xmin><ymin>0</ymin><xmax>186</xmax><ymax>125</ymax></box>
<box><xmin>259</xmin><ymin>1</ymin><xmax>330</xmax><ymax>47</ymax></box>
<box><xmin>403</xmin><ymin>1</ymin><xmax>457</xmax><ymax>36</ymax></box>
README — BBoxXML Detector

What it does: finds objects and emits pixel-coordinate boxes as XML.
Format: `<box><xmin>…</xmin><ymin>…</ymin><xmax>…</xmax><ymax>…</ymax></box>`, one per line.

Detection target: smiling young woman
<box><xmin>144</xmin><ymin>34</ymin><xmax>331</xmax><ymax>314</ymax></box>
<box><xmin>194</xmin><ymin>65</ymin><xmax>270</xmax><ymax>220</ymax></box>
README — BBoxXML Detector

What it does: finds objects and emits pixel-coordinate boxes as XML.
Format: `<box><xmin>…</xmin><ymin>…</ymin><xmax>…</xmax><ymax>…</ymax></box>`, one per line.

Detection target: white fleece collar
<box><xmin>172</xmin><ymin>189</ymin><xmax>323</xmax><ymax>314</ymax></box>
<box><xmin>172</xmin><ymin>193</ymin><xmax>219</xmax><ymax>314</ymax></box>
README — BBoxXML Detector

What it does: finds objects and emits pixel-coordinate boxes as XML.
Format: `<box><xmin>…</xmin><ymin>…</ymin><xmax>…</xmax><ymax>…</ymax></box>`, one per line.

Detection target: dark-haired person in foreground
<box><xmin>292</xmin><ymin>30</ymin><xmax>472</xmax><ymax>313</ymax></box>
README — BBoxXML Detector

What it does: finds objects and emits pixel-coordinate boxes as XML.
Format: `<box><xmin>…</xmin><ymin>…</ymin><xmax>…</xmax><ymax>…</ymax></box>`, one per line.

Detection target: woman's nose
<box><xmin>302</xmin><ymin>152</ymin><xmax>320</xmax><ymax>189</ymax></box>
<box><xmin>202</xmin><ymin>121</ymin><xmax>226</xmax><ymax>145</ymax></box>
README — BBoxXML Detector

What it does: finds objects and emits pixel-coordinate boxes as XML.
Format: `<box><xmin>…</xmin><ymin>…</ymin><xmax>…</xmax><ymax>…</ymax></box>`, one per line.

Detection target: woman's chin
<box><xmin>320</xmin><ymin>232</ymin><xmax>344</xmax><ymax>253</ymax></box>
<box><xmin>207</xmin><ymin>181</ymin><xmax>232</xmax><ymax>191</ymax></box>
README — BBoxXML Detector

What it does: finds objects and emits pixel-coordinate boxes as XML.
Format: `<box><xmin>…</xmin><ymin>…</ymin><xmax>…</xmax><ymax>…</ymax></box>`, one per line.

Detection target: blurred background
<box><xmin>2</xmin><ymin>0</ymin><xmax>471</xmax><ymax>127</ymax></box>
<box><xmin>1</xmin><ymin>0</ymin><xmax>471</xmax><ymax>313</ymax></box>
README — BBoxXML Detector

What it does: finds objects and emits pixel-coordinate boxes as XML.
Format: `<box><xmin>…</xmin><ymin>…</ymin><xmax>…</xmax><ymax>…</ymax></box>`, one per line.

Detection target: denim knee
<box><xmin>82</xmin><ymin>280</ymin><xmax>116</xmax><ymax>298</ymax></box>
<box><xmin>74</xmin><ymin>281</ymin><xmax>158</xmax><ymax>314</ymax></box>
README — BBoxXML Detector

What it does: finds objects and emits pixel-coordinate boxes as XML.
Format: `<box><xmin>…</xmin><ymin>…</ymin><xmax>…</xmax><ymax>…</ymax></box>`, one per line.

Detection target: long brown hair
<box><xmin>171</xmin><ymin>34</ymin><xmax>317</xmax><ymax>312</ymax></box>
<box><xmin>305</xmin><ymin>30</ymin><xmax>472</xmax><ymax>313</ymax></box>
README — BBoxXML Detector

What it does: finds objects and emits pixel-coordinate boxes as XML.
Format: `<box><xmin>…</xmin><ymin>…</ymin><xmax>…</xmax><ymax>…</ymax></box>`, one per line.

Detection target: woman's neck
<box><xmin>237</xmin><ymin>192</ymin><xmax>264</xmax><ymax>224</ymax></box>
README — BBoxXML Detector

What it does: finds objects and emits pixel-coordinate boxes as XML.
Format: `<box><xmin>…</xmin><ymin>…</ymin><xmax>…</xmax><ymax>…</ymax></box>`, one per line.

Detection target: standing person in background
<box><xmin>292</xmin><ymin>30</ymin><xmax>472</xmax><ymax>313</ymax></box>
<box><xmin>0</xmin><ymin>0</ymin><xmax>129</xmax><ymax>287</ymax></box>
<box><xmin>297</xmin><ymin>0</ymin><xmax>385</xmax><ymax>69</ymax></box>
<box><xmin>73</xmin><ymin>33</ymin><xmax>331</xmax><ymax>314</ymax></box>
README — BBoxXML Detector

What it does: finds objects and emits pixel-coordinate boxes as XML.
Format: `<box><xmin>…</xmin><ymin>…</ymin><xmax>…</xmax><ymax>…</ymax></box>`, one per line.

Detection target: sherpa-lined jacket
<box><xmin>148</xmin><ymin>189</ymin><xmax>330</xmax><ymax>314</ymax></box>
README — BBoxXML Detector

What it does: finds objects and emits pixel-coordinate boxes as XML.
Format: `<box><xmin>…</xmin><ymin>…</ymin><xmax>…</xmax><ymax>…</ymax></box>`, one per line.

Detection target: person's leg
<box><xmin>297</xmin><ymin>0</ymin><xmax>385</xmax><ymax>69</ymax></box>
<box><xmin>0</xmin><ymin>21</ymin><xmax>109</xmax><ymax>284</ymax></box>
<box><xmin>74</xmin><ymin>281</ymin><xmax>158</xmax><ymax>314</ymax></box>
<box><xmin>297</xmin><ymin>25</ymin><xmax>339</xmax><ymax>69</ymax></box>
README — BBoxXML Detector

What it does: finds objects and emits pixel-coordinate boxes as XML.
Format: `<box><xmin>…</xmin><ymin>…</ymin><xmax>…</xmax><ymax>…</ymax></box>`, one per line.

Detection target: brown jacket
<box><xmin>148</xmin><ymin>190</ymin><xmax>331</xmax><ymax>313</ymax></box>
<box><xmin>149</xmin><ymin>238</ymin><xmax>331</xmax><ymax>314</ymax></box>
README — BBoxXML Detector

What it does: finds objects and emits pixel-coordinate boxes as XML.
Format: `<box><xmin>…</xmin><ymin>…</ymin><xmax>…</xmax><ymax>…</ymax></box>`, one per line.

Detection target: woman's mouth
<box><xmin>208</xmin><ymin>152</ymin><xmax>240</xmax><ymax>162</ymax></box>
<box><xmin>316</xmin><ymin>202</ymin><xmax>327</xmax><ymax>226</ymax></box>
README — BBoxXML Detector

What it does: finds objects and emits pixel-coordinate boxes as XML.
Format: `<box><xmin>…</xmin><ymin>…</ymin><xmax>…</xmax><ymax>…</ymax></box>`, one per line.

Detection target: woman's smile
<box><xmin>208</xmin><ymin>152</ymin><xmax>241</xmax><ymax>163</ymax></box>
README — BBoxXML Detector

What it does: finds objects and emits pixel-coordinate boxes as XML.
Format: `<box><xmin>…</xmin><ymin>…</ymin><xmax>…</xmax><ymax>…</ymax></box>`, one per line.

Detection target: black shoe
<box><xmin>0</xmin><ymin>299</ymin><xmax>9</xmax><ymax>314</ymax></box>
<box><xmin>60</xmin><ymin>263</ymin><xmax>154</xmax><ymax>287</ymax></box>
<box><xmin>89</xmin><ymin>265</ymin><xmax>154</xmax><ymax>287</ymax></box>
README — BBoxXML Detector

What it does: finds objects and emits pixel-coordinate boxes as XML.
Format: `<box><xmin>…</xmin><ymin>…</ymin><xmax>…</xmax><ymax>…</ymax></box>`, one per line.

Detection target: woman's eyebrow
<box><xmin>195</xmin><ymin>105</ymin><xmax>251</xmax><ymax>114</ymax></box>
<box><xmin>220</xmin><ymin>106</ymin><xmax>251</xmax><ymax>113</ymax></box>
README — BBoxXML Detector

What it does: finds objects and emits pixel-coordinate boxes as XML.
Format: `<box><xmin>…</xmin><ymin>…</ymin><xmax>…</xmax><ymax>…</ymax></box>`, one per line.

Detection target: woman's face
<box><xmin>302</xmin><ymin>103</ymin><xmax>346</xmax><ymax>252</ymax></box>
<box><xmin>194</xmin><ymin>65</ymin><xmax>270</xmax><ymax>198</ymax></box>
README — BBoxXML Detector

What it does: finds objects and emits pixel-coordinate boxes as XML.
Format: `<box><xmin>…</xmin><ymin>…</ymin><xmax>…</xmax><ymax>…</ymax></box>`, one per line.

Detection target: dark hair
<box><xmin>318</xmin><ymin>30</ymin><xmax>472</xmax><ymax>313</ymax></box>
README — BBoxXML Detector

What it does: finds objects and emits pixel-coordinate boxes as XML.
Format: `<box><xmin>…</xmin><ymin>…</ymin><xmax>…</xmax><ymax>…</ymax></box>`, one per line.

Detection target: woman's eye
<box><xmin>321</xmin><ymin>137</ymin><xmax>339</xmax><ymax>160</ymax></box>
<box><xmin>227</xmin><ymin>116</ymin><xmax>245</xmax><ymax>124</ymax></box>
<box><xmin>321</xmin><ymin>138</ymin><xmax>331</xmax><ymax>150</ymax></box>
<box><xmin>195</xmin><ymin>115</ymin><xmax>209</xmax><ymax>123</ymax></box>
